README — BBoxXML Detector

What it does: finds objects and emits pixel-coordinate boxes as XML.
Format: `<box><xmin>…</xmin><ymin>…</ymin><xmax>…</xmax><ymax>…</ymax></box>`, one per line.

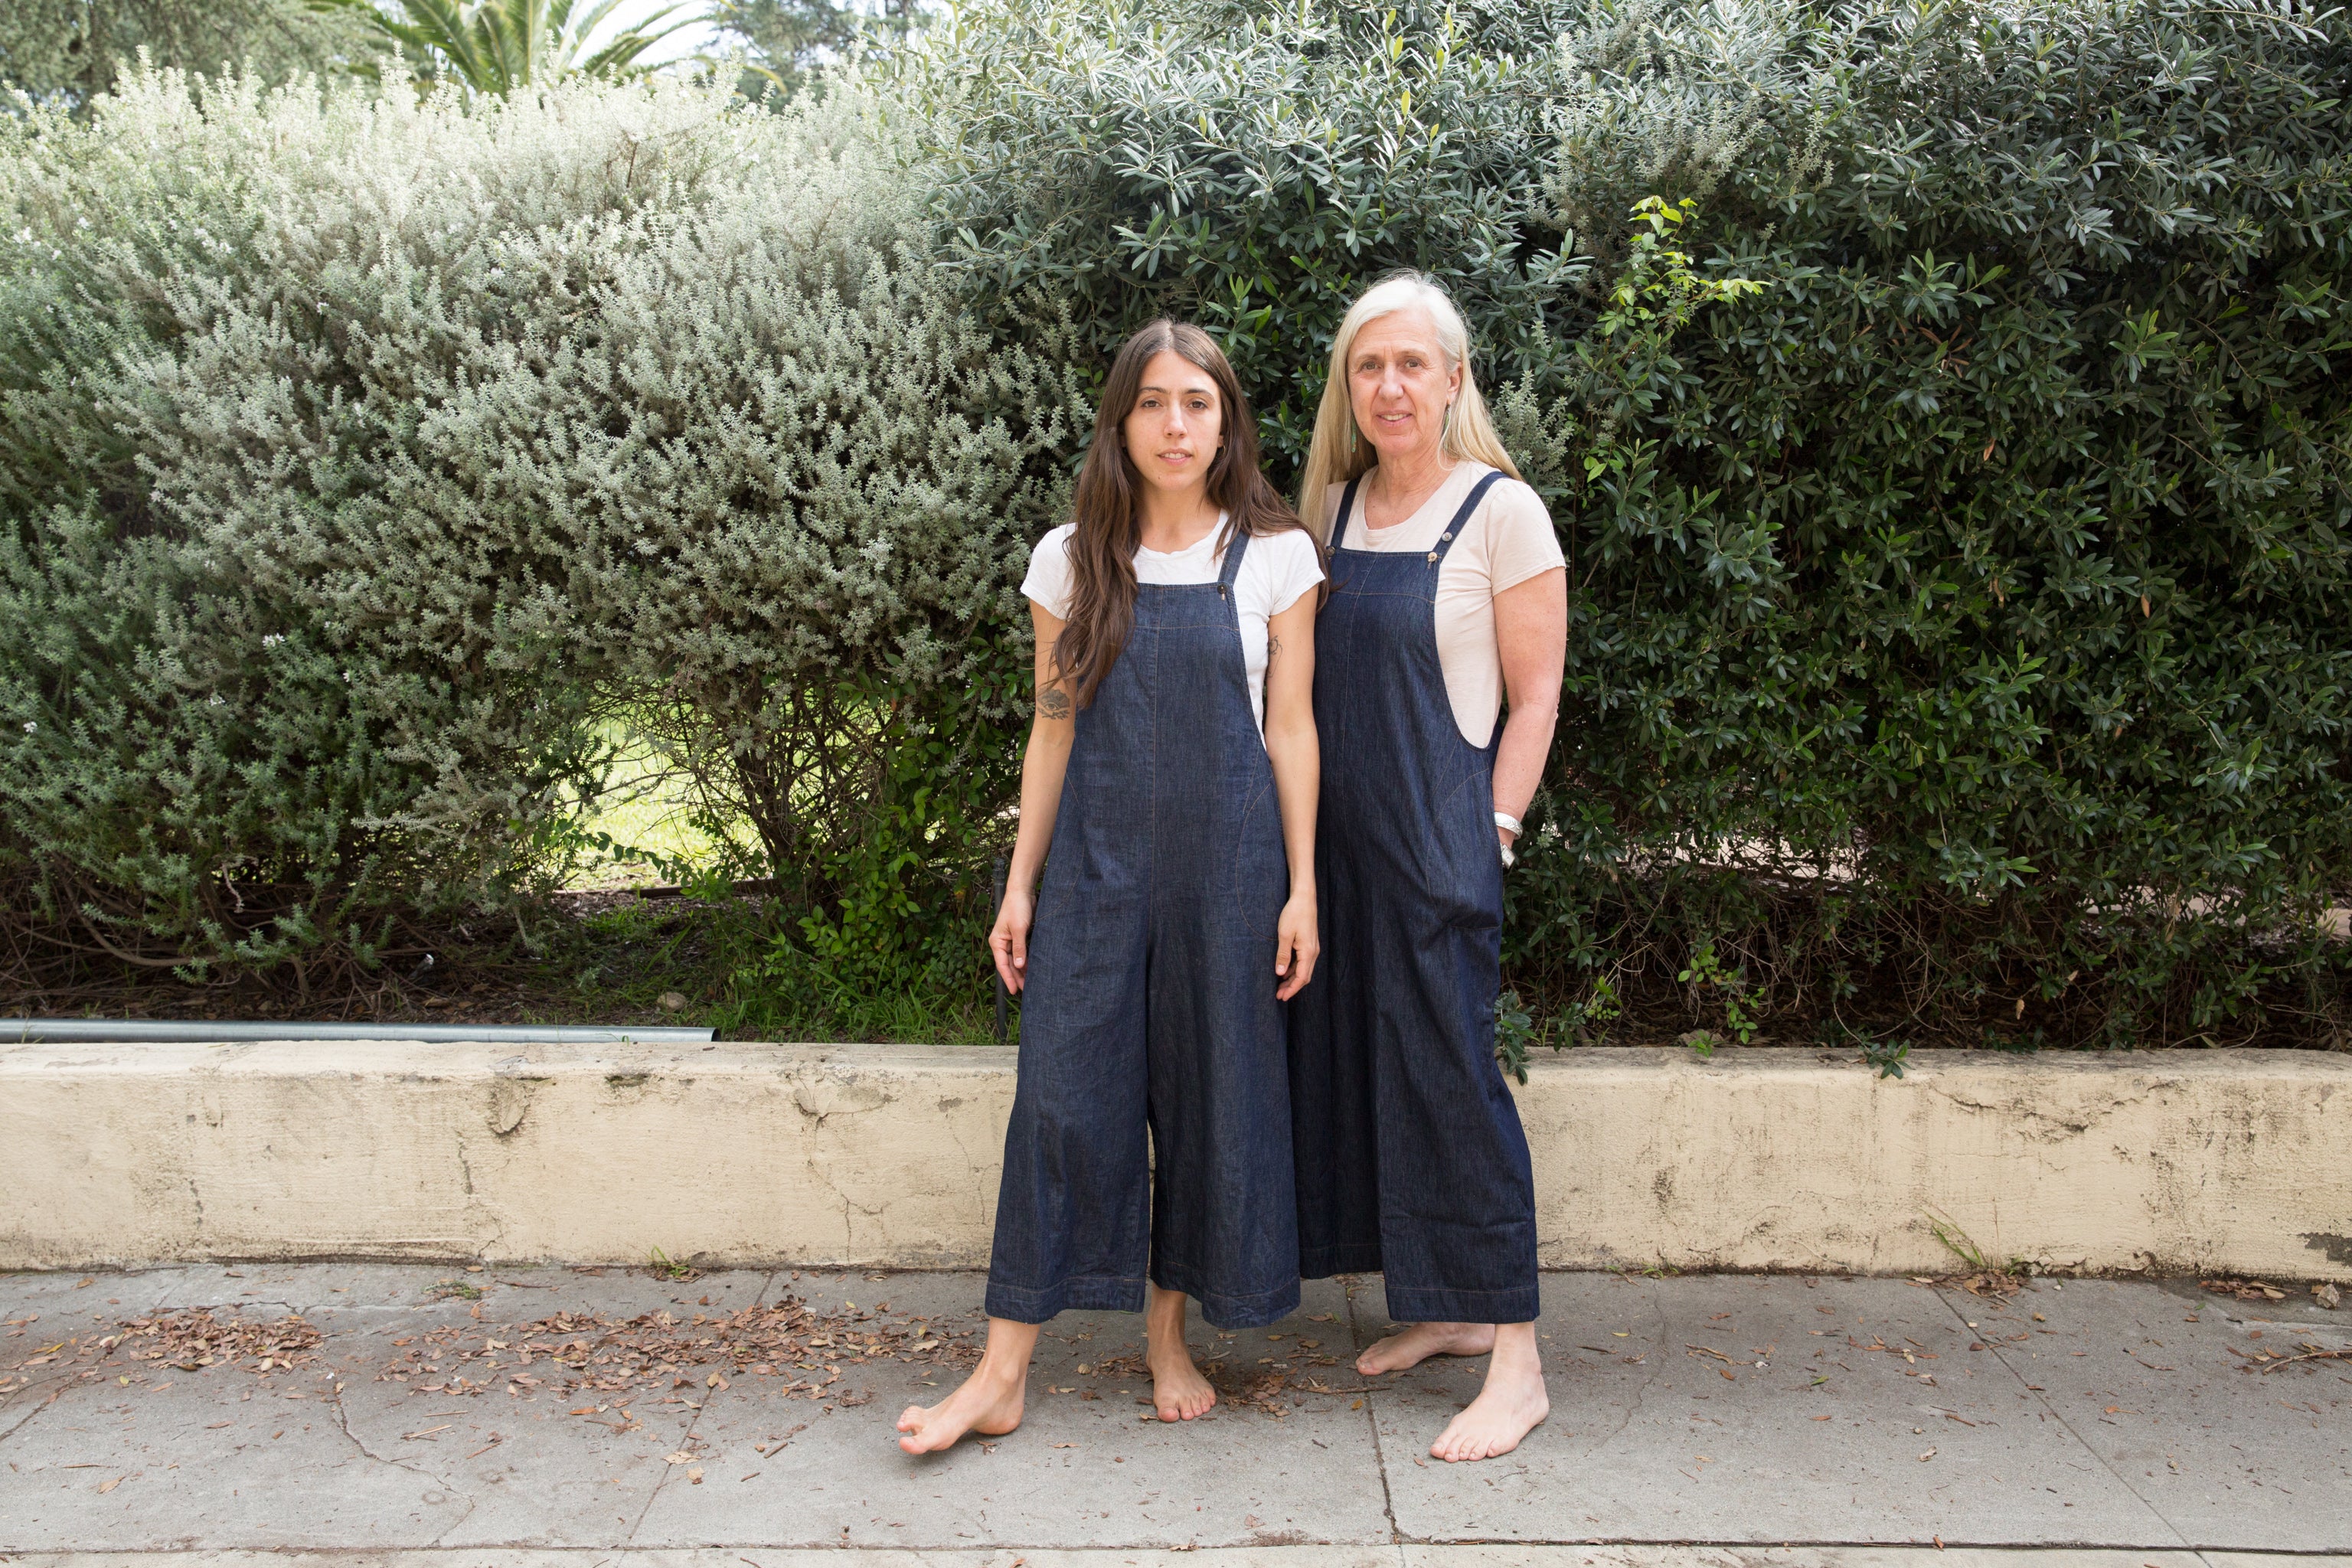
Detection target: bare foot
<box><xmin>897</xmin><ymin>1366</ymin><xmax>1024</xmax><ymax>1454</ymax></box>
<box><xmin>897</xmin><ymin>1315</ymin><xmax>1036</xmax><ymax>1455</ymax></box>
<box><xmin>1148</xmin><ymin>1338</ymin><xmax>1217</xmax><ymax>1420</ymax></box>
<box><xmin>1357</xmin><ymin>1320</ymin><xmax>1496</xmax><ymax>1376</ymax></box>
<box><xmin>1145</xmin><ymin>1284</ymin><xmax>1217</xmax><ymax>1422</ymax></box>
<box><xmin>1430</xmin><ymin>1321</ymin><xmax>1547</xmax><ymax>1462</ymax></box>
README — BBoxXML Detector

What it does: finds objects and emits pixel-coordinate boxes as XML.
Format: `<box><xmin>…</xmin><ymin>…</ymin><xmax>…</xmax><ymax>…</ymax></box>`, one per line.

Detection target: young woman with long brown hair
<box><xmin>897</xmin><ymin>322</ymin><xmax>1325</xmax><ymax>1454</ymax></box>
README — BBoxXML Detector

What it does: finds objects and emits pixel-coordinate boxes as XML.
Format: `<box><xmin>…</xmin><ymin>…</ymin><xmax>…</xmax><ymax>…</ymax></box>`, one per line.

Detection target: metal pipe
<box><xmin>2</xmin><ymin>1018</ymin><xmax>717</xmax><ymax>1045</ymax></box>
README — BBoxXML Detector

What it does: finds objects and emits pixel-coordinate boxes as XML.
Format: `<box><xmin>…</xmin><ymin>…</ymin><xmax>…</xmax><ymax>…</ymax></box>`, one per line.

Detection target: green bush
<box><xmin>0</xmin><ymin>67</ymin><xmax>1079</xmax><ymax>985</ymax></box>
<box><xmin>1508</xmin><ymin>0</ymin><xmax>2352</xmax><ymax>1047</ymax></box>
<box><xmin>893</xmin><ymin>0</ymin><xmax>1592</xmax><ymax>475</ymax></box>
<box><xmin>887</xmin><ymin>0</ymin><xmax>2352</xmax><ymax>1047</ymax></box>
<box><xmin>5</xmin><ymin>0</ymin><xmax>2348</xmax><ymax>1047</ymax></box>
<box><xmin>0</xmin><ymin>0</ymin><xmax>377</xmax><ymax>113</ymax></box>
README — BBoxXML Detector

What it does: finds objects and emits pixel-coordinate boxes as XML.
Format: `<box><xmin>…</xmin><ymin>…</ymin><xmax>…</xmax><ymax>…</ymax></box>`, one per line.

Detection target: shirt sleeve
<box><xmin>1482</xmin><ymin>480</ymin><xmax>1566</xmax><ymax>595</ymax></box>
<box><xmin>1265</xmin><ymin>528</ymin><xmax>1326</xmax><ymax>616</ymax></box>
<box><xmin>1021</xmin><ymin>524</ymin><xmax>1078</xmax><ymax>619</ymax></box>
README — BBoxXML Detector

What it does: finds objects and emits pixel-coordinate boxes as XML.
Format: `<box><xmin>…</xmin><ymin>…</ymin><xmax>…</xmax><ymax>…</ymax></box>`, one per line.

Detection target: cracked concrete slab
<box><xmin>0</xmin><ymin>1351</ymin><xmax>472</xmax><ymax>1551</ymax></box>
<box><xmin>328</xmin><ymin>1322</ymin><xmax>703</xmax><ymax>1550</ymax></box>
<box><xmin>1959</xmin><ymin>1279</ymin><xmax>2352</xmax><ymax>1549</ymax></box>
<box><xmin>1400</xmin><ymin>1553</ymin><xmax>2217</xmax><ymax>1568</ymax></box>
<box><xmin>2</xmin><ymin>1268</ymin><xmax>2344</xmax><ymax>1557</ymax></box>
<box><xmin>631</xmin><ymin>1277</ymin><xmax>1387</xmax><ymax>1552</ymax></box>
<box><xmin>2</xmin><ymin>1272</ymin><xmax>197</xmax><ymax>1448</ymax></box>
<box><xmin>0</xmin><ymin>1548</ymin><xmax>2311</xmax><ymax>1567</ymax></box>
<box><xmin>1367</xmin><ymin>1274</ymin><xmax>2184</xmax><ymax>1547</ymax></box>
<box><xmin>271</xmin><ymin>1263</ymin><xmax>777</xmax><ymax>1326</ymax></box>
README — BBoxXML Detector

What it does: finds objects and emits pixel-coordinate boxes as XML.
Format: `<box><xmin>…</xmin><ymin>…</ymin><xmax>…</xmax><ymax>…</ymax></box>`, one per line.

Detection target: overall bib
<box><xmin>986</xmin><ymin>531</ymin><xmax>1302</xmax><ymax>1331</ymax></box>
<box><xmin>1289</xmin><ymin>472</ymin><xmax>1540</xmax><ymax>1325</ymax></box>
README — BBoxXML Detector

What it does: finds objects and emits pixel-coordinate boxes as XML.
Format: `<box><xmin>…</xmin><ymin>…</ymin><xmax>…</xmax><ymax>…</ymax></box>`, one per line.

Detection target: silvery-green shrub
<box><xmin>0</xmin><ymin>0</ymin><xmax>377</xmax><ymax>113</ymax></box>
<box><xmin>0</xmin><ymin>64</ymin><xmax>1082</xmax><ymax>975</ymax></box>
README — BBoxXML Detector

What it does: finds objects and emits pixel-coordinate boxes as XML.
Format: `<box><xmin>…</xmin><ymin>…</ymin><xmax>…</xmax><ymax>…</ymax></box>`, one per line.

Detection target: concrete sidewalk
<box><xmin>2</xmin><ymin>1266</ymin><xmax>2345</xmax><ymax>1563</ymax></box>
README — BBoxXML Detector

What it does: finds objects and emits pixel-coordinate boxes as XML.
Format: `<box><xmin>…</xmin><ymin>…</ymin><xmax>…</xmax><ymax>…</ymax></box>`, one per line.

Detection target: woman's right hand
<box><xmin>991</xmin><ymin>886</ymin><xmax>1036</xmax><ymax>995</ymax></box>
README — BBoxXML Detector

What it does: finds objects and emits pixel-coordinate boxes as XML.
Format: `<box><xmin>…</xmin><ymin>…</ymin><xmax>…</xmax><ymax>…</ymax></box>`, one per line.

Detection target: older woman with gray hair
<box><xmin>1288</xmin><ymin>272</ymin><xmax>1568</xmax><ymax>1463</ymax></box>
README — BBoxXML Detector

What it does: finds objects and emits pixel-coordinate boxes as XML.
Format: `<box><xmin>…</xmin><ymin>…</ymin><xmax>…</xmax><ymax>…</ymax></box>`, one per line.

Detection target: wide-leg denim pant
<box><xmin>986</xmin><ymin>533</ymin><xmax>1302</xmax><ymax>1331</ymax></box>
<box><xmin>1288</xmin><ymin>472</ymin><xmax>1542</xmax><ymax>1327</ymax></box>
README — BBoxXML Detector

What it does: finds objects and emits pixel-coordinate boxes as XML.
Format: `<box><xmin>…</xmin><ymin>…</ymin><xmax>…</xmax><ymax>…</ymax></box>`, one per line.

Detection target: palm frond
<box><xmin>312</xmin><ymin>0</ymin><xmax>703</xmax><ymax>93</ymax></box>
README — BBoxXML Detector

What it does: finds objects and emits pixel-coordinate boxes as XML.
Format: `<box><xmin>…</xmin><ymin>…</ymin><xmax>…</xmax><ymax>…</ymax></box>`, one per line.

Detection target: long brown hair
<box><xmin>1054</xmin><ymin>320</ymin><xmax>1315</xmax><ymax>708</ymax></box>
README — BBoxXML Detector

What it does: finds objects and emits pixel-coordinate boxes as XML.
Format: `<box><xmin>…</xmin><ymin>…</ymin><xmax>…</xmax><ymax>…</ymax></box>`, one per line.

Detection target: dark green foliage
<box><xmin>902</xmin><ymin>0</ymin><xmax>2352</xmax><ymax>1047</ymax></box>
<box><xmin>899</xmin><ymin>0</ymin><xmax>1590</xmax><ymax>481</ymax></box>
<box><xmin>0</xmin><ymin>0</ymin><xmax>377</xmax><ymax>111</ymax></box>
<box><xmin>5</xmin><ymin>0</ymin><xmax>2348</xmax><ymax>1047</ymax></box>
<box><xmin>1505</xmin><ymin>0</ymin><xmax>2352</xmax><ymax>1047</ymax></box>
<box><xmin>708</xmin><ymin>0</ymin><xmax>923</xmax><ymax>98</ymax></box>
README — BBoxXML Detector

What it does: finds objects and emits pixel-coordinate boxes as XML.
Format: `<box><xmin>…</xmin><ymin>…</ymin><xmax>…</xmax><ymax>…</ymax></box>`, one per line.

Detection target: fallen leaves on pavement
<box><xmin>2203</xmin><ymin>1278</ymin><xmax>2289</xmax><ymax>1302</ymax></box>
<box><xmin>371</xmin><ymin>1292</ymin><xmax>980</xmax><ymax>1414</ymax></box>
<box><xmin>1210</xmin><ymin>1363</ymin><xmax>1294</xmax><ymax>1416</ymax></box>
<box><xmin>2239</xmin><ymin>1341</ymin><xmax>2350</xmax><ymax>1374</ymax></box>
<box><xmin>3</xmin><ymin>1308</ymin><xmax>326</xmax><ymax>1397</ymax></box>
<box><xmin>115</xmin><ymin>1310</ymin><xmax>324</xmax><ymax>1374</ymax></box>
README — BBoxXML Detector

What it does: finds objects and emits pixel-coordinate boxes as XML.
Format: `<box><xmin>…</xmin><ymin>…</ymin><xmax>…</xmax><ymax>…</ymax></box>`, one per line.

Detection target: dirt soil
<box><xmin>1</xmin><ymin>887</ymin><xmax>741</xmax><ymax>1033</ymax></box>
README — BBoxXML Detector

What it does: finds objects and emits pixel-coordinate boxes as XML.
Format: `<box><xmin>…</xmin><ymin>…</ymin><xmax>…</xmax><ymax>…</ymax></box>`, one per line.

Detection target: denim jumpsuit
<box><xmin>1288</xmin><ymin>472</ymin><xmax>1541</xmax><ymax>1326</ymax></box>
<box><xmin>986</xmin><ymin>531</ymin><xmax>1303</xmax><ymax>1331</ymax></box>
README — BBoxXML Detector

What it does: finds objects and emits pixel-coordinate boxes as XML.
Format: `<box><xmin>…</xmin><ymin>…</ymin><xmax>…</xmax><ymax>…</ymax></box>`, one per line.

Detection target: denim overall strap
<box><xmin>1432</xmin><ymin>472</ymin><xmax>1502</xmax><ymax>563</ymax></box>
<box><xmin>1287</xmin><ymin>466</ymin><xmax>1540</xmax><ymax>1327</ymax></box>
<box><xmin>1314</xmin><ymin>471</ymin><xmax>1502</xmax><ymax>963</ymax></box>
<box><xmin>1216</xmin><ymin>522</ymin><xmax>1250</xmax><ymax>591</ymax></box>
<box><xmin>988</xmin><ymin>528</ymin><xmax>1300</xmax><ymax>1331</ymax></box>
<box><xmin>1334</xmin><ymin>476</ymin><xmax>1364</xmax><ymax>550</ymax></box>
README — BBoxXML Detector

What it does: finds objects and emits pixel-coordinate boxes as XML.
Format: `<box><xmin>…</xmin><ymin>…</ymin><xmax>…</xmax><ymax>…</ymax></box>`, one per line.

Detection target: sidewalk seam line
<box><xmin>1346</xmin><ymin>1275</ymin><xmax>1406</xmax><ymax>1547</ymax></box>
<box><xmin>1930</xmin><ymin>1284</ymin><xmax>2194</xmax><ymax>1550</ymax></box>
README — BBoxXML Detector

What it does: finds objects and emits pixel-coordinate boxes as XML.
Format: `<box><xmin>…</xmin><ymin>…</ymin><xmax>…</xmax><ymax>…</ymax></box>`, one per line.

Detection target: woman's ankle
<box><xmin>969</xmin><ymin>1348</ymin><xmax>1032</xmax><ymax>1389</ymax></box>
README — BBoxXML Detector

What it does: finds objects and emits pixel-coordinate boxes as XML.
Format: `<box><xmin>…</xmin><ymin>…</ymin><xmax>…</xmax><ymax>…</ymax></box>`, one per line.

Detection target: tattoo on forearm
<box><xmin>1038</xmin><ymin>685</ymin><xmax>1072</xmax><ymax>720</ymax></box>
<box><xmin>1267</xmin><ymin>634</ymin><xmax>1282</xmax><ymax>664</ymax></box>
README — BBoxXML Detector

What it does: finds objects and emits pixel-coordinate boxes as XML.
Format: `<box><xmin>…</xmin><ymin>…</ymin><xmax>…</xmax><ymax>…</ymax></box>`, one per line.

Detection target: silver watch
<box><xmin>1495</xmin><ymin>810</ymin><xmax>1520</xmax><ymax>869</ymax></box>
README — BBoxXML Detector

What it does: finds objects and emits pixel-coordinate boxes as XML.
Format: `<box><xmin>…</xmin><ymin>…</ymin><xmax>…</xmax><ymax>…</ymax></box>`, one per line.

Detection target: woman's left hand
<box><xmin>1274</xmin><ymin>892</ymin><xmax>1320</xmax><ymax>1001</ymax></box>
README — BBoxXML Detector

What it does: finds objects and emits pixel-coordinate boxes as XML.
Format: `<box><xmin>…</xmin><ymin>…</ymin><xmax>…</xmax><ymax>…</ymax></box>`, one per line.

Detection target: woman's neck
<box><xmin>1366</xmin><ymin>443</ymin><xmax>1455</xmax><ymax>518</ymax></box>
<box><xmin>1135</xmin><ymin>485</ymin><xmax>1223</xmax><ymax>554</ymax></box>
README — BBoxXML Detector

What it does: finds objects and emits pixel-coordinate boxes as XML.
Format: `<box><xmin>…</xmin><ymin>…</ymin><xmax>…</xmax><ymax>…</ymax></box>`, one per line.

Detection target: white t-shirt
<box><xmin>1021</xmin><ymin>518</ymin><xmax>1325</xmax><ymax>735</ymax></box>
<box><xmin>1323</xmin><ymin>462</ymin><xmax>1566</xmax><ymax>746</ymax></box>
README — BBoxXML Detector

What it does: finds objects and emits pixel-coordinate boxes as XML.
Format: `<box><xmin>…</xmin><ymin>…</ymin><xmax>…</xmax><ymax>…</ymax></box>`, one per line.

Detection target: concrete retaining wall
<box><xmin>2</xmin><ymin>1040</ymin><xmax>2345</xmax><ymax>1280</ymax></box>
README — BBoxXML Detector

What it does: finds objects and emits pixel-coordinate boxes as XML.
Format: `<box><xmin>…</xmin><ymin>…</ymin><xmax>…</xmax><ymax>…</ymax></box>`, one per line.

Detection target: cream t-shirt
<box><xmin>1323</xmin><ymin>462</ymin><xmax>1566</xmax><ymax>746</ymax></box>
<box><xmin>1021</xmin><ymin>518</ymin><xmax>1326</xmax><ymax>735</ymax></box>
